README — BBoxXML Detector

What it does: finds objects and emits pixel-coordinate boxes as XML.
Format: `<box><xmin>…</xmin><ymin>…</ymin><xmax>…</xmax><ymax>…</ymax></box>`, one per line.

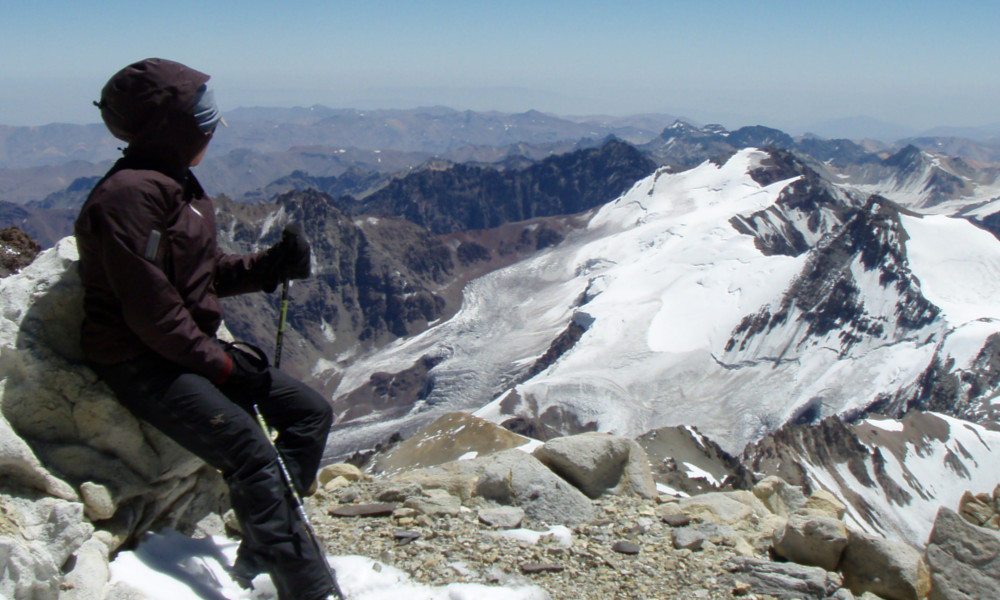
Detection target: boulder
<box><xmin>403</xmin><ymin>488</ymin><xmax>463</xmax><ymax>517</ymax></box>
<box><xmin>660</xmin><ymin>490</ymin><xmax>781</xmax><ymax>554</ymax></box>
<box><xmin>723</xmin><ymin>557</ymin><xmax>841</xmax><ymax>600</ymax></box>
<box><xmin>476</xmin><ymin>449</ymin><xmax>595</xmax><ymax>525</ymax></box>
<box><xmin>532</xmin><ymin>433</ymin><xmax>656</xmax><ymax>499</ymax></box>
<box><xmin>773</xmin><ymin>512</ymin><xmax>849</xmax><ymax>571</ymax></box>
<box><xmin>318</xmin><ymin>463</ymin><xmax>364</xmax><ymax>485</ymax></box>
<box><xmin>752</xmin><ymin>476</ymin><xmax>808</xmax><ymax>517</ymax></box>
<box><xmin>925</xmin><ymin>507</ymin><xmax>1000</xmax><ymax>600</ymax></box>
<box><xmin>389</xmin><ymin>462</ymin><xmax>479</xmax><ymax>501</ymax></box>
<box><xmin>801</xmin><ymin>489</ymin><xmax>847</xmax><ymax>520</ymax></box>
<box><xmin>957</xmin><ymin>490</ymin><xmax>993</xmax><ymax>526</ymax></box>
<box><xmin>671</xmin><ymin>522</ymin><xmax>738</xmax><ymax>551</ymax></box>
<box><xmin>0</xmin><ymin>239</ymin><xmax>228</xmax><ymax>595</ymax></box>
<box><xmin>478</xmin><ymin>506</ymin><xmax>525</xmax><ymax>529</ymax></box>
<box><xmin>59</xmin><ymin>536</ymin><xmax>111</xmax><ymax>600</ymax></box>
<box><xmin>840</xmin><ymin>530</ymin><xmax>931</xmax><ymax>600</ymax></box>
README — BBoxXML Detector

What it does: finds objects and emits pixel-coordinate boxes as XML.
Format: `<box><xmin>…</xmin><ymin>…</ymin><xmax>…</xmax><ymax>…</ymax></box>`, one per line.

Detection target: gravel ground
<box><xmin>304</xmin><ymin>485</ymin><xmax>775</xmax><ymax>600</ymax></box>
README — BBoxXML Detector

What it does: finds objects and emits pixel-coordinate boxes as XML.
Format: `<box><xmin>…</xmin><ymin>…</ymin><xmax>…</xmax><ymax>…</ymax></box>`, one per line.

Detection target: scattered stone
<box><xmin>660</xmin><ymin>513</ymin><xmax>692</xmax><ymax>527</ymax></box>
<box><xmin>393</xmin><ymin>530</ymin><xmax>421</xmax><ymax>545</ymax></box>
<box><xmin>337</xmin><ymin>488</ymin><xmax>362</xmax><ymax>504</ymax></box>
<box><xmin>520</xmin><ymin>562</ymin><xmax>566</xmax><ymax>574</ymax></box>
<box><xmin>323</xmin><ymin>476</ymin><xmax>351</xmax><ymax>492</ymax></box>
<box><xmin>392</xmin><ymin>507</ymin><xmax>419</xmax><ymax>520</ymax></box>
<box><xmin>478</xmin><ymin>506</ymin><xmax>525</xmax><ymax>529</ymax></box>
<box><xmin>328</xmin><ymin>503</ymin><xmax>397</xmax><ymax>518</ymax></box>
<box><xmin>80</xmin><ymin>482</ymin><xmax>116</xmax><ymax>521</ymax></box>
<box><xmin>374</xmin><ymin>482</ymin><xmax>423</xmax><ymax>503</ymax></box>
<box><xmin>672</xmin><ymin>527</ymin><xmax>707</xmax><ymax>551</ymax></box>
<box><xmin>612</xmin><ymin>540</ymin><xmax>640</xmax><ymax>555</ymax></box>
<box><xmin>222</xmin><ymin>509</ymin><xmax>241</xmax><ymax>533</ymax></box>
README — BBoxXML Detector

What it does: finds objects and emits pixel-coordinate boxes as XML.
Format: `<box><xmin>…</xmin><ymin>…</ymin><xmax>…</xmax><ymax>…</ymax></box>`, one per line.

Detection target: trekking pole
<box><xmin>274</xmin><ymin>280</ymin><xmax>290</xmax><ymax>369</ymax></box>
<box><xmin>251</xmin><ymin>403</ymin><xmax>345</xmax><ymax>599</ymax></box>
<box><xmin>253</xmin><ymin>280</ymin><xmax>346</xmax><ymax>599</ymax></box>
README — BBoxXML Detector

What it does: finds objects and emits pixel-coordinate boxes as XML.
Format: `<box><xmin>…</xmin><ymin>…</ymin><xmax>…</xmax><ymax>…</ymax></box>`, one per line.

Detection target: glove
<box><xmin>217</xmin><ymin>342</ymin><xmax>272</xmax><ymax>404</ymax></box>
<box><xmin>260</xmin><ymin>224</ymin><xmax>311</xmax><ymax>293</ymax></box>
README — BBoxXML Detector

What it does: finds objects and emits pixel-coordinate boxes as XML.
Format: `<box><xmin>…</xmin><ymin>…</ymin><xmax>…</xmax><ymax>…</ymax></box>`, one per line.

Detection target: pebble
<box><xmin>612</xmin><ymin>540</ymin><xmax>641</xmax><ymax>555</ymax></box>
<box><xmin>328</xmin><ymin>502</ymin><xmax>397</xmax><ymax>517</ymax></box>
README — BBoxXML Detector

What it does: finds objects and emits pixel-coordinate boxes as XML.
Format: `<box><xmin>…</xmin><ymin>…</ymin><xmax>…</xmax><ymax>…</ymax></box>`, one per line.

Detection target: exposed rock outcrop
<box><xmin>0</xmin><ymin>239</ymin><xmax>227</xmax><ymax>598</ymax></box>
<box><xmin>0</xmin><ymin>226</ymin><xmax>41</xmax><ymax>277</ymax></box>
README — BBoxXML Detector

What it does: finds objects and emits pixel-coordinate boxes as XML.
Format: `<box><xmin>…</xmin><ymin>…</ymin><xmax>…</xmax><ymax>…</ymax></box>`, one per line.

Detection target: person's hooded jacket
<box><xmin>75</xmin><ymin>58</ymin><xmax>266</xmax><ymax>382</ymax></box>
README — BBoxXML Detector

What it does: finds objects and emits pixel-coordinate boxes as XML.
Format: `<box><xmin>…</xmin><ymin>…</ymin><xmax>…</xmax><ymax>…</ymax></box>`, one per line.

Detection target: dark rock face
<box><xmin>876</xmin><ymin>331</ymin><xmax>1000</xmax><ymax>425</ymax></box>
<box><xmin>348</xmin><ymin>139</ymin><xmax>656</xmax><ymax>234</ymax></box>
<box><xmin>238</xmin><ymin>168</ymin><xmax>390</xmax><ymax>205</ymax></box>
<box><xmin>734</xmin><ymin>150</ymin><xmax>860</xmax><ymax>257</ymax></box>
<box><xmin>215</xmin><ymin>190</ymin><xmax>456</xmax><ymax>383</ymax></box>
<box><xmin>725</xmin><ymin>195</ymin><xmax>938</xmax><ymax>361</ymax></box>
<box><xmin>0</xmin><ymin>226</ymin><xmax>41</xmax><ymax>276</ymax></box>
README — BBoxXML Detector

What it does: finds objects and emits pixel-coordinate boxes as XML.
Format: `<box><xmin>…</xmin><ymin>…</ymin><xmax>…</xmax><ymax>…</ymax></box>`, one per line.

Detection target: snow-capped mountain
<box><xmin>846</xmin><ymin>144</ymin><xmax>999</xmax><ymax>212</ymax></box>
<box><xmin>320</xmin><ymin>148</ymin><xmax>1000</xmax><ymax>469</ymax></box>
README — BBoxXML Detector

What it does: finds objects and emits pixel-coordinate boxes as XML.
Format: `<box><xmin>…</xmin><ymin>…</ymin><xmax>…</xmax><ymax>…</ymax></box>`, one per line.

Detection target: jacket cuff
<box><xmin>214</xmin><ymin>354</ymin><xmax>233</xmax><ymax>385</ymax></box>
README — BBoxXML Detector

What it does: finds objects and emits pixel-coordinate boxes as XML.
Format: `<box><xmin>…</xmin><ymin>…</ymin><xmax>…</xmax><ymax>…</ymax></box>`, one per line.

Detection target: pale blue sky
<box><xmin>2</xmin><ymin>1</ymin><xmax>997</xmax><ymax>132</ymax></box>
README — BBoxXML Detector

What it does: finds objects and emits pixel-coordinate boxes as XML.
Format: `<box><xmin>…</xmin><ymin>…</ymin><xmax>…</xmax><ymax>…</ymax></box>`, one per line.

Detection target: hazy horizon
<box><xmin>3</xmin><ymin>1</ymin><xmax>998</xmax><ymax>137</ymax></box>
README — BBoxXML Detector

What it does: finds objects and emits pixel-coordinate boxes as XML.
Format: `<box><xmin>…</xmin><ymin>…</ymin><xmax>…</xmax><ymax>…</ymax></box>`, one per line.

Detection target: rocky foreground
<box><xmin>275</xmin><ymin>419</ymin><xmax>994</xmax><ymax>600</ymax></box>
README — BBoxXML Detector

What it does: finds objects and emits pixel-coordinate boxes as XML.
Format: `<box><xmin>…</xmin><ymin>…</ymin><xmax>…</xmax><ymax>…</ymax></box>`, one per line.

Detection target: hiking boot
<box><xmin>229</xmin><ymin>543</ymin><xmax>266</xmax><ymax>590</ymax></box>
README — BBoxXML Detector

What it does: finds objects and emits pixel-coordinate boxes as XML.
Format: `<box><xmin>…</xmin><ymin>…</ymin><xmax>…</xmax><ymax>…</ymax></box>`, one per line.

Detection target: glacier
<box><xmin>323</xmin><ymin>148</ymin><xmax>1000</xmax><ymax>461</ymax></box>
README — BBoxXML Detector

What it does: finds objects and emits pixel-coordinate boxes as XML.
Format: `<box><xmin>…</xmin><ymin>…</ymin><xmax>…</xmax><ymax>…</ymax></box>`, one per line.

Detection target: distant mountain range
<box><xmin>4</xmin><ymin>113</ymin><xmax>1000</xmax><ymax>251</ymax></box>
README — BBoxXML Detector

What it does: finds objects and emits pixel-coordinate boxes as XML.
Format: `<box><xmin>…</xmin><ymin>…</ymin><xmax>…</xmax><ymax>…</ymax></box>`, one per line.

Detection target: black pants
<box><xmin>93</xmin><ymin>351</ymin><xmax>335</xmax><ymax>600</ymax></box>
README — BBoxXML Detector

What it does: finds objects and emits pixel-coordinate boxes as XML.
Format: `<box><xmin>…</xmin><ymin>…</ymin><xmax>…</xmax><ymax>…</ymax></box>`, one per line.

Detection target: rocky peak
<box><xmin>883</xmin><ymin>144</ymin><xmax>929</xmax><ymax>171</ymax></box>
<box><xmin>725</xmin><ymin>194</ymin><xmax>939</xmax><ymax>364</ymax></box>
<box><xmin>351</xmin><ymin>138</ymin><xmax>656</xmax><ymax>235</ymax></box>
<box><xmin>727</xmin><ymin>125</ymin><xmax>795</xmax><ymax>150</ymax></box>
<box><xmin>0</xmin><ymin>226</ymin><xmax>41</xmax><ymax>277</ymax></box>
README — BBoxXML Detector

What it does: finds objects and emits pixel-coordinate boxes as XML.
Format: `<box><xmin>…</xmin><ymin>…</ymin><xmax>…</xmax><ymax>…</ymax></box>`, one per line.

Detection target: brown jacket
<box><xmin>75</xmin><ymin>59</ymin><xmax>265</xmax><ymax>381</ymax></box>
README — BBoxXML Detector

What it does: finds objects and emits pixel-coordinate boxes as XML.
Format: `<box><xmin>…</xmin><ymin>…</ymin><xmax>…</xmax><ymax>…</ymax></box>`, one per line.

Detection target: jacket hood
<box><xmin>98</xmin><ymin>58</ymin><xmax>214</xmax><ymax>169</ymax></box>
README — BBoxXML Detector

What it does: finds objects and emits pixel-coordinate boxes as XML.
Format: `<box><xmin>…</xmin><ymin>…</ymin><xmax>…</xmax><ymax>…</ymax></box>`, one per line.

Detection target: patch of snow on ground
<box><xmin>682</xmin><ymin>462</ymin><xmax>720</xmax><ymax>487</ymax></box>
<box><xmin>108</xmin><ymin>530</ymin><xmax>548</xmax><ymax>600</ymax></box>
<box><xmin>865</xmin><ymin>418</ymin><xmax>904</xmax><ymax>433</ymax></box>
<box><xmin>488</xmin><ymin>526</ymin><xmax>574</xmax><ymax>548</ymax></box>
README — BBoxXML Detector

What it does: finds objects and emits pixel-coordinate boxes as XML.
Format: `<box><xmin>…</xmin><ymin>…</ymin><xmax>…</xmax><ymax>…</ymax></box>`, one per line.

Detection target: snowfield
<box><xmin>323</xmin><ymin>149</ymin><xmax>1000</xmax><ymax>458</ymax></box>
